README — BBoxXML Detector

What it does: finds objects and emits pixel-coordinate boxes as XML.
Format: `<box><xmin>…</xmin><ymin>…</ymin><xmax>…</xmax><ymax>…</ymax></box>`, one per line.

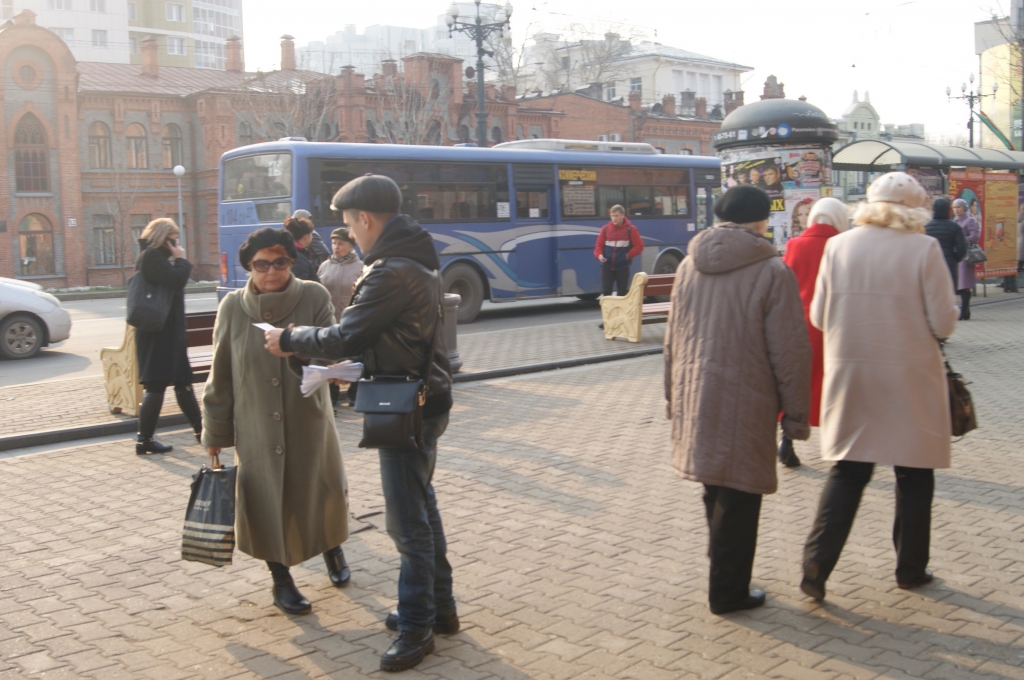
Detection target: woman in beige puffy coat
<box><xmin>665</xmin><ymin>184</ymin><xmax>811</xmax><ymax>615</ymax></box>
<box><xmin>801</xmin><ymin>172</ymin><xmax>959</xmax><ymax>601</ymax></box>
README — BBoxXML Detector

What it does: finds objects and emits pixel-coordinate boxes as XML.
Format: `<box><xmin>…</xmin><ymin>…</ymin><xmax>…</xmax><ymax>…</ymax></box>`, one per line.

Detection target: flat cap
<box><xmin>713</xmin><ymin>184</ymin><xmax>772</xmax><ymax>224</ymax></box>
<box><xmin>330</xmin><ymin>227</ymin><xmax>355</xmax><ymax>243</ymax></box>
<box><xmin>331</xmin><ymin>174</ymin><xmax>402</xmax><ymax>214</ymax></box>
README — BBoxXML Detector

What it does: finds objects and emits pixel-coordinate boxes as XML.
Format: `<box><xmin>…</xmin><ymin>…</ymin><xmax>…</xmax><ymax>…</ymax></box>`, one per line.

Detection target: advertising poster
<box><xmin>981</xmin><ymin>173</ymin><xmax>1019</xmax><ymax>276</ymax></box>
<box><xmin>907</xmin><ymin>167</ymin><xmax>945</xmax><ymax>200</ymax></box>
<box><xmin>949</xmin><ymin>170</ymin><xmax>986</xmax><ymax>278</ymax></box>
<box><xmin>721</xmin><ymin>147</ymin><xmax>833</xmax><ymax>250</ymax></box>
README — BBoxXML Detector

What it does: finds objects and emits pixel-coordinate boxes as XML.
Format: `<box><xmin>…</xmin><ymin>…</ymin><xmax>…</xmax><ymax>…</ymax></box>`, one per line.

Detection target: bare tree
<box><xmin>486</xmin><ymin>18</ymin><xmax>540</xmax><ymax>94</ymax></box>
<box><xmin>978</xmin><ymin>10</ymin><xmax>1023</xmax><ymax>145</ymax></box>
<box><xmin>367</xmin><ymin>66</ymin><xmax>450</xmax><ymax>145</ymax></box>
<box><xmin>530</xmin><ymin>23</ymin><xmax>648</xmax><ymax>95</ymax></box>
<box><xmin>86</xmin><ymin>164</ymin><xmax>142</xmax><ymax>287</ymax></box>
<box><xmin>230</xmin><ymin>71</ymin><xmax>338</xmax><ymax>143</ymax></box>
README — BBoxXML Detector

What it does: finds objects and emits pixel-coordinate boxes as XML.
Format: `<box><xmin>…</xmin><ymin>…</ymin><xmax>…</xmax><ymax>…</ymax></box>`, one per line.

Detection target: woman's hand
<box><xmin>207</xmin><ymin>447</ymin><xmax>222</xmax><ymax>469</ymax></box>
<box><xmin>170</xmin><ymin>243</ymin><xmax>186</xmax><ymax>259</ymax></box>
<box><xmin>265</xmin><ymin>324</ymin><xmax>295</xmax><ymax>357</ymax></box>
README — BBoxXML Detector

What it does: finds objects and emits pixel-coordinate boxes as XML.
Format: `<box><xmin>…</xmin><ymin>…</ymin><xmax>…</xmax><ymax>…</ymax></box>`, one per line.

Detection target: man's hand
<box><xmin>599</xmin><ymin>255</ymin><xmax>607</xmax><ymax>263</ymax></box>
<box><xmin>264</xmin><ymin>324</ymin><xmax>295</xmax><ymax>357</ymax></box>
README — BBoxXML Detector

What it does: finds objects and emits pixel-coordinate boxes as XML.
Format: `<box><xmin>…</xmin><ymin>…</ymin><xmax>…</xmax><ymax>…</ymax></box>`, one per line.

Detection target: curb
<box><xmin>53</xmin><ymin>285</ymin><xmax>218</xmax><ymax>302</ymax></box>
<box><xmin>0</xmin><ymin>349</ymin><xmax>663</xmax><ymax>451</ymax></box>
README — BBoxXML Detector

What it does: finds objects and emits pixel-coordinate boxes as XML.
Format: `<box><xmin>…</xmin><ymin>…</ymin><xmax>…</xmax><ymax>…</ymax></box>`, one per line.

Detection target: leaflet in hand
<box><xmin>300</xmin><ymin>361</ymin><xmax>364</xmax><ymax>396</ymax></box>
<box><xmin>252</xmin><ymin>322</ymin><xmax>275</xmax><ymax>331</ymax></box>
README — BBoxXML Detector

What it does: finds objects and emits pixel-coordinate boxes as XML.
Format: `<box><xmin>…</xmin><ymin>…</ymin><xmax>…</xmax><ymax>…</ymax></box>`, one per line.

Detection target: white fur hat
<box><xmin>808</xmin><ymin>197</ymin><xmax>850</xmax><ymax>232</ymax></box>
<box><xmin>866</xmin><ymin>172</ymin><xmax>928</xmax><ymax>209</ymax></box>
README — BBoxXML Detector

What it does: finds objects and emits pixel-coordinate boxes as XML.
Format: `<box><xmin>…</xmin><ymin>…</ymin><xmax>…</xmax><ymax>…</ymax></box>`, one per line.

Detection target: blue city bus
<box><xmin>217</xmin><ymin>140</ymin><xmax>721</xmax><ymax>321</ymax></box>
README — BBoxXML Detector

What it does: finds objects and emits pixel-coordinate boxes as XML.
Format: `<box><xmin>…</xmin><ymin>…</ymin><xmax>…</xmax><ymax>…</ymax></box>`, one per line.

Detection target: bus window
<box><xmin>255</xmin><ymin>202</ymin><xmax>292</xmax><ymax>223</ymax></box>
<box><xmin>516</xmin><ymin>190</ymin><xmax>549</xmax><ymax>218</ymax></box>
<box><xmin>653</xmin><ymin>186</ymin><xmax>688</xmax><ymax>215</ymax></box>
<box><xmin>696</xmin><ymin>187</ymin><xmax>711</xmax><ymax>230</ymax></box>
<box><xmin>626</xmin><ymin>186</ymin><xmax>653</xmax><ymax>217</ymax></box>
<box><xmin>597</xmin><ymin>187</ymin><xmax>624</xmax><ymax>216</ymax></box>
<box><xmin>415</xmin><ymin>184</ymin><xmax>499</xmax><ymax>221</ymax></box>
<box><xmin>223</xmin><ymin>153</ymin><xmax>291</xmax><ymax>201</ymax></box>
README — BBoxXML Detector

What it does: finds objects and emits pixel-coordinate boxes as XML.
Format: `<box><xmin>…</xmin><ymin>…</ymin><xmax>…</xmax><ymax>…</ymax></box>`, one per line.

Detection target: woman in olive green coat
<box><xmin>202</xmin><ymin>228</ymin><xmax>349</xmax><ymax>616</ymax></box>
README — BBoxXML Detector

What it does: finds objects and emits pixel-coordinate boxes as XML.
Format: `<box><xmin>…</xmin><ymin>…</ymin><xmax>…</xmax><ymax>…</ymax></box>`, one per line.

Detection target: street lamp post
<box><xmin>946</xmin><ymin>74</ymin><xmax>998</xmax><ymax>148</ymax></box>
<box><xmin>446</xmin><ymin>1</ymin><xmax>513</xmax><ymax>147</ymax></box>
<box><xmin>173</xmin><ymin>164</ymin><xmax>185</xmax><ymax>250</ymax></box>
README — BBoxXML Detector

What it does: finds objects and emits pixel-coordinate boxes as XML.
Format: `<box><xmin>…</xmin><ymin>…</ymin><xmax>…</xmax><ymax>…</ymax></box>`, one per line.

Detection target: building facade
<box><xmin>0</xmin><ymin>12</ymin><xmax>562</xmax><ymax>287</ymax></box>
<box><xmin>976</xmin><ymin>11</ymin><xmax>1022</xmax><ymax>150</ymax></box>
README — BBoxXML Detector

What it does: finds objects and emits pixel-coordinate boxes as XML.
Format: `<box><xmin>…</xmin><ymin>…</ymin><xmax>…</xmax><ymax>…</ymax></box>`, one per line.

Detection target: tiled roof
<box><xmin>620</xmin><ymin>42</ymin><xmax>752</xmax><ymax>72</ymax></box>
<box><xmin>76</xmin><ymin>62</ymin><xmax>325</xmax><ymax>97</ymax></box>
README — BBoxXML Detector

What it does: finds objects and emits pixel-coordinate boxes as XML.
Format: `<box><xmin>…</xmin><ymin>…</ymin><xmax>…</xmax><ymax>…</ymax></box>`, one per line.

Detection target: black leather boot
<box><xmin>385</xmin><ymin>608</ymin><xmax>459</xmax><ymax>635</ymax></box>
<box><xmin>174</xmin><ymin>384</ymin><xmax>203</xmax><ymax>443</ymax></box>
<box><xmin>380</xmin><ymin>629</ymin><xmax>435</xmax><ymax>672</ymax></box>
<box><xmin>323</xmin><ymin>546</ymin><xmax>350</xmax><ymax>587</ymax></box>
<box><xmin>136</xmin><ymin>390</ymin><xmax>172</xmax><ymax>455</ymax></box>
<box><xmin>267</xmin><ymin>562</ymin><xmax>311</xmax><ymax>615</ymax></box>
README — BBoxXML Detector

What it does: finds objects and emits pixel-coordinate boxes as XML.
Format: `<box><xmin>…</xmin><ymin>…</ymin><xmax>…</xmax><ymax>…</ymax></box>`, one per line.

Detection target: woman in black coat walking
<box><xmin>924</xmin><ymin>197</ymin><xmax>967</xmax><ymax>290</ymax></box>
<box><xmin>284</xmin><ymin>217</ymin><xmax>320</xmax><ymax>283</ymax></box>
<box><xmin>134</xmin><ymin>218</ymin><xmax>203</xmax><ymax>455</ymax></box>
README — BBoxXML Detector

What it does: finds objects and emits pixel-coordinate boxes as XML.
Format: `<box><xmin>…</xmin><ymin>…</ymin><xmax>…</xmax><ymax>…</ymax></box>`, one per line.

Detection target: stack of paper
<box><xmin>300</xmin><ymin>361</ymin><xmax>364</xmax><ymax>396</ymax></box>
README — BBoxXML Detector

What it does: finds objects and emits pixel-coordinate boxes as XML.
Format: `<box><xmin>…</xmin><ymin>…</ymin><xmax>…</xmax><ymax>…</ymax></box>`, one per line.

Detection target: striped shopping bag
<box><xmin>181</xmin><ymin>458</ymin><xmax>236</xmax><ymax>567</ymax></box>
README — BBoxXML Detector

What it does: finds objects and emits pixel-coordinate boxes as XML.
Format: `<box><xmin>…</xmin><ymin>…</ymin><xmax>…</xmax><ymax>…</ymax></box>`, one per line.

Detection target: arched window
<box><xmin>237</xmin><ymin>121</ymin><xmax>253</xmax><ymax>146</ymax></box>
<box><xmin>18</xmin><ymin>214</ymin><xmax>55</xmax><ymax>276</ymax></box>
<box><xmin>161</xmin><ymin>124</ymin><xmax>182</xmax><ymax>168</ymax></box>
<box><xmin>491</xmin><ymin>126</ymin><xmax>504</xmax><ymax>144</ymax></box>
<box><xmin>14</xmin><ymin>114</ymin><xmax>49</xmax><ymax>192</ymax></box>
<box><xmin>427</xmin><ymin>121</ymin><xmax>442</xmax><ymax>146</ymax></box>
<box><xmin>88</xmin><ymin>121</ymin><xmax>111</xmax><ymax>169</ymax></box>
<box><xmin>125</xmin><ymin>122</ymin><xmax>147</xmax><ymax>169</ymax></box>
<box><xmin>366</xmin><ymin>119</ymin><xmax>377</xmax><ymax>143</ymax></box>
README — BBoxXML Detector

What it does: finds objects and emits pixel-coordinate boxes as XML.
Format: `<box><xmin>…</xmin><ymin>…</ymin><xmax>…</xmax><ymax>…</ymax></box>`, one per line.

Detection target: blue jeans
<box><xmin>379</xmin><ymin>413</ymin><xmax>454</xmax><ymax>632</ymax></box>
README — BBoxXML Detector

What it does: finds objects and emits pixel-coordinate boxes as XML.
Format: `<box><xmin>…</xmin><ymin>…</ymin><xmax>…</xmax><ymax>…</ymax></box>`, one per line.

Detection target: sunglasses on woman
<box><xmin>251</xmin><ymin>257</ymin><xmax>292</xmax><ymax>273</ymax></box>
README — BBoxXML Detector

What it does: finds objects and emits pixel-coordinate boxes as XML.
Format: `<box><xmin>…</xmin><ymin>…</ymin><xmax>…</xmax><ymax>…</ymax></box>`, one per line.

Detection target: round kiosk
<box><xmin>713</xmin><ymin>98</ymin><xmax>839</xmax><ymax>250</ymax></box>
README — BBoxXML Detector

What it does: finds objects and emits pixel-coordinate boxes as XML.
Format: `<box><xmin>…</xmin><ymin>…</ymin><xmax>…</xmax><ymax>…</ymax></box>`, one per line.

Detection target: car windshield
<box><xmin>223</xmin><ymin>153</ymin><xmax>292</xmax><ymax>202</ymax></box>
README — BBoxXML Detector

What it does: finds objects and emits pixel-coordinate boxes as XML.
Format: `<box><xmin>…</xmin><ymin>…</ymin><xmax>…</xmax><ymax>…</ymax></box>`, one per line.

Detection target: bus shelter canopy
<box><xmin>832</xmin><ymin>139</ymin><xmax>1024</xmax><ymax>172</ymax></box>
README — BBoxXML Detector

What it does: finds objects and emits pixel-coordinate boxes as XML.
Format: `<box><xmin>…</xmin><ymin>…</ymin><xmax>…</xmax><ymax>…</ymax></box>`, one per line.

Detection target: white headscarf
<box><xmin>808</xmin><ymin>197</ymin><xmax>850</xmax><ymax>232</ymax></box>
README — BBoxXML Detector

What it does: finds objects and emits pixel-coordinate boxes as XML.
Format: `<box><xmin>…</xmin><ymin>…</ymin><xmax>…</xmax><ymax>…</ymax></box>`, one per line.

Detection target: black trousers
<box><xmin>803</xmin><ymin>461</ymin><xmax>933</xmax><ymax>585</ymax></box>
<box><xmin>600</xmin><ymin>263</ymin><xmax>631</xmax><ymax>296</ymax></box>
<box><xmin>957</xmin><ymin>289</ymin><xmax>971</xmax><ymax>320</ymax></box>
<box><xmin>703</xmin><ymin>485</ymin><xmax>762</xmax><ymax>607</ymax></box>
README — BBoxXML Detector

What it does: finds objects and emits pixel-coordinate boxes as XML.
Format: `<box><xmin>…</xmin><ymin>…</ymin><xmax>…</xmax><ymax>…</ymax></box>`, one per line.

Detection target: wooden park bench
<box><xmin>599</xmin><ymin>272</ymin><xmax>675</xmax><ymax>342</ymax></box>
<box><xmin>100</xmin><ymin>310</ymin><xmax>217</xmax><ymax>416</ymax></box>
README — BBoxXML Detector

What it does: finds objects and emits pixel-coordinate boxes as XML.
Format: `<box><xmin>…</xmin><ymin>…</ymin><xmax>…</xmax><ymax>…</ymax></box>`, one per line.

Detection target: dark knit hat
<box><xmin>932</xmin><ymin>197</ymin><xmax>952</xmax><ymax>220</ymax></box>
<box><xmin>331</xmin><ymin>174</ymin><xmax>402</xmax><ymax>214</ymax></box>
<box><xmin>713</xmin><ymin>184</ymin><xmax>772</xmax><ymax>224</ymax></box>
<box><xmin>238</xmin><ymin>228</ymin><xmax>297</xmax><ymax>271</ymax></box>
<box><xmin>330</xmin><ymin>227</ymin><xmax>355</xmax><ymax>244</ymax></box>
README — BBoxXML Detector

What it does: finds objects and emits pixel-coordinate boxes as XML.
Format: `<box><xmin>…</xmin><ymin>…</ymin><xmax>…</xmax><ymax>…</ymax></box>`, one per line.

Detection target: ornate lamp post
<box><xmin>446</xmin><ymin>0</ymin><xmax>512</xmax><ymax>147</ymax></box>
<box><xmin>947</xmin><ymin>74</ymin><xmax>998</xmax><ymax>148</ymax></box>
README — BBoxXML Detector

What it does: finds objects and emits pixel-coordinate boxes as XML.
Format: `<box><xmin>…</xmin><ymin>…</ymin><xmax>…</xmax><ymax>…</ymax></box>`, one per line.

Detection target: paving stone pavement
<box><xmin>0</xmin><ymin>300</ymin><xmax>1022</xmax><ymax>679</ymax></box>
<box><xmin>0</xmin><ymin>318</ymin><xmax>664</xmax><ymax>438</ymax></box>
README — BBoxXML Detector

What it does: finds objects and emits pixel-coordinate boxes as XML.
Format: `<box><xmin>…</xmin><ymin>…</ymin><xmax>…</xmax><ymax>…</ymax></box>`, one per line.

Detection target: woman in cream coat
<box><xmin>800</xmin><ymin>172</ymin><xmax>959</xmax><ymax>601</ymax></box>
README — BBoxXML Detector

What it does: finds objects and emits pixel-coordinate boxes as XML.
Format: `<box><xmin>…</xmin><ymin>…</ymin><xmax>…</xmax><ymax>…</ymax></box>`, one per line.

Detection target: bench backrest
<box><xmin>185</xmin><ymin>311</ymin><xmax>217</xmax><ymax>347</ymax></box>
<box><xmin>643</xmin><ymin>274</ymin><xmax>675</xmax><ymax>297</ymax></box>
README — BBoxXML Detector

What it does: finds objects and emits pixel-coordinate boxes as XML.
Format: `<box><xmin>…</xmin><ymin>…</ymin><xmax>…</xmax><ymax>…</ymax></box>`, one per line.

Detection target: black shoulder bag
<box><xmin>126</xmin><ymin>252</ymin><xmax>173</xmax><ymax>332</ymax></box>
<box><xmin>353</xmin><ymin>279</ymin><xmax>442</xmax><ymax>450</ymax></box>
<box><xmin>943</xmin><ymin>348</ymin><xmax>978</xmax><ymax>438</ymax></box>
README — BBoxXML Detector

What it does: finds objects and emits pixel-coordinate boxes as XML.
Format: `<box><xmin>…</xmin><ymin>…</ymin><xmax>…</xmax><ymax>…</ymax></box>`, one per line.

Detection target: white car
<box><xmin>0</xmin><ymin>277</ymin><xmax>72</xmax><ymax>359</ymax></box>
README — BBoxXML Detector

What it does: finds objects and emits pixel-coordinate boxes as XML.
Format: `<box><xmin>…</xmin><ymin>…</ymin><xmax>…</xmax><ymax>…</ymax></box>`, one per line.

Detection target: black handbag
<box><xmin>944</xmin><ymin>354</ymin><xmax>978</xmax><ymax>438</ymax></box>
<box><xmin>181</xmin><ymin>456</ymin><xmax>237</xmax><ymax>567</ymax></box>
<box><xmin>353</xmin><ymin>282</ymin><xmax>442</xmax><ymax>451</ymax></box>
<box><xmin>964</xmin><ymin>244</ymin><xmax>987</xmax><ymax>265</ymax></box>
<box><xmin>126</xmin><ymin>259</ymin><xmax>172</xmax><ymax>332</ymax></box>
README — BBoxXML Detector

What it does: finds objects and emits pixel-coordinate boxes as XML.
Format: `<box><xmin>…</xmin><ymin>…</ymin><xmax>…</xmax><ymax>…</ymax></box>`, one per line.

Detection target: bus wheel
<box><xmin>443</xmin><ymin>263</ymin><xmax>484</xmax><ymax>323</ymax></box>
<box><xmin>651</xmin><ymin>253</ymin><xmax>681</xmax><ymax>302</ymax></box>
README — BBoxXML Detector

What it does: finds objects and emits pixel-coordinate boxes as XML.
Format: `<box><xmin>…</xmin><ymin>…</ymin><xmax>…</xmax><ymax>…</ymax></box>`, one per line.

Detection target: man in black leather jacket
<box><xmin>265</xmin><ymin>175</ymin><xmax>455</xmax><ymax>673</ymax></box>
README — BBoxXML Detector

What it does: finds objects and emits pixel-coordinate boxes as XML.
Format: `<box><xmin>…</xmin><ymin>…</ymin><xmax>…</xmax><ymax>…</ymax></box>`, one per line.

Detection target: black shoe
<box><xmin>800</xmin><ymin>561</ymin><xmax>826</xmax><ymax>601</ymax></box>
<box><xmin>269</xmin><ymin>566</ymin><xmax>311</xmax><ymax>615</ymax></box>
<box><xmin>778</xmin><ymin>437</ymin><xmax>801</xmax><ymax>468</ymax></box>
<box><xmin>385</xmin><ymin>609</ymin><xmax>460</xmax><ymax>635</ymax></box>
<box><xmin>323</xmin><ymin>546</ymin><xmax>350</xmax><ymax>587</ymax></box>
<box><xmin>380</xmin><ymin>629</ymin><xmax>435</xmax><ymax>672</ymax></box>
<box><xmin>709</xmin><ymin>588</ymin><xmax>766</xmax><ymax>615</ymax></box>
<box><xmin>897</xmin><ymin>569</ymin><xmax>934</xmax><ymax>590</ymax></box>
<box><xmin>136</xmin><ymin>438</ymin><xmax>173</xmax><ymax>455</ymax></box>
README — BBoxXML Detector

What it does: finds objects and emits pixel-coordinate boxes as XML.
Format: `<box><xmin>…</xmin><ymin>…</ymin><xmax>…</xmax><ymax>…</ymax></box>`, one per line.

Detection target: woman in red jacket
<box><xmin>594</xmin><ymin>205</ymin><xmax>645</xmax><ymax>295</ymax></box>
<box><xmin>778</xmin><ymin>197</ymin><xmax>850</xmax><ymax>467</ymax></box>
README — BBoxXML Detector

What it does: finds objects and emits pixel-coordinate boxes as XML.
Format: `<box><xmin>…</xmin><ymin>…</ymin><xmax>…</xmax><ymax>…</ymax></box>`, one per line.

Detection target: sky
<box><xmin>240</xmin><ymin>0</ymin><xmax>1012</xmax><ymax>141</ymax></box>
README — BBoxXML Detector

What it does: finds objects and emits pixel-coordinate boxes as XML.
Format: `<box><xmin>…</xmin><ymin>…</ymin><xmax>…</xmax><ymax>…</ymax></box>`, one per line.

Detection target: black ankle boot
<box><xmin>267</xmin><ymin>562</ymin><xmax>311</xmax><ymax>615</ymax></box>
<box><xmin>174</xmin><ymin>385</ymin><xmax>203</xmax><ymax>444</ymax></box>
<box><xmin>323</xmin><ymin>546</ymin><xmax>350</xmax><ymax>587</ymax></box>
<box><xmin>380</xmin><ymin>629</ymin><xmax>435</xmax><ymax>672</ymax></box>
<box><xmin>778</xmin><ymin>436</ymin><xmax>801</xmax><ymax>468</ymax></box>
<box><xmin>136</xmin><ymin>389</ymin><xmax>170</xmax><ymax>455</ymax></box>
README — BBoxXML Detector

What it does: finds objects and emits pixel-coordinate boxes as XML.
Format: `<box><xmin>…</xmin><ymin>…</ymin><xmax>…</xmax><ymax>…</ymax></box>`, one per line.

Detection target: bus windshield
<box><xmin>223</xmin><ymin>153</ymin><xmax>291</xmax><ymax>201</ymax></box>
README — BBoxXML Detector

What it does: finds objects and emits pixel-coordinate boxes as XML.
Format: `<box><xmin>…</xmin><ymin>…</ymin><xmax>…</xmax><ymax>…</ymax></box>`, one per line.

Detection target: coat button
<box><xmin>271</xmin><ymin>378</ymin><xmax>280</xmax><ymax>386</ymax></box>
<box><xmin>262</xmin><ymin>311</ymin><xmax>272</xmax><ymax>320</ymax></box>
<box><xmin>275</xmin><ymin>445</ymin><xmax>283</xmax><ymax>454</ymax></box>
<box><xmin>272</xmin><ymin>412</ymin><xmax>281</xmax><ymax>421</ymax></box>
